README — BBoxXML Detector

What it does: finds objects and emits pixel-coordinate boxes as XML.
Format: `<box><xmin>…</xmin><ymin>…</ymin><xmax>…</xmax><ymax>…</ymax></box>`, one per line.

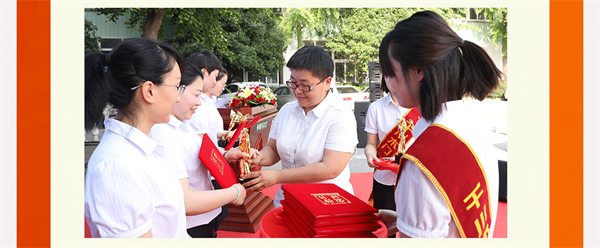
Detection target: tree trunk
<box><xmin>142</xmin><ymin>8</ymin><xmax>165</xmax><ymax>41</ymax></box>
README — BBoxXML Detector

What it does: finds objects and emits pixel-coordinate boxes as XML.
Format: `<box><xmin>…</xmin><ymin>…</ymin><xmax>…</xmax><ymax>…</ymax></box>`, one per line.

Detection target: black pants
<box><xmin>187</xmin><ymin>180</ymin><xmax>229</xmax><ymax>238</ymax></box>
<box><xmin>372</xmin><ymin>179</ymin><xmax>396</xmax><ymax>238</ymax></box>
<box><xmin>187</xmin><ymin>216</ymin><xmax>219</xmax><ymax>238</ymax></box>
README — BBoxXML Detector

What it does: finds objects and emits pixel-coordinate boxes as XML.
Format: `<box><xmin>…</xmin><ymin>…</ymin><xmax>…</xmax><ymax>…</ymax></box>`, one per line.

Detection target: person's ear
<box><xmin>140</xmin><ymin>81</ymin><xmax>155</xmax><ymax>104</ymax></box>
<box><xmin>324</xmin><ymin>77</ymin><xmax>332</xmax><ymax>91</ymax></box>
<box><xmin>411</xmin><ymin>67</ymin><xmax>424</xmax><ymax>82</ymax></box>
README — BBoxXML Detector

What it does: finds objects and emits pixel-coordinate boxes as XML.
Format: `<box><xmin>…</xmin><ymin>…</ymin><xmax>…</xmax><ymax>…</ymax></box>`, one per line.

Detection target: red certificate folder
<box><xmin>281</xmin><ymin>200</ymin><xmax>380</xmax><ymax>235</ymax></box>
<box><xmin>281</xmin><ymin>183</ymin><xmax>377</xmax><ymax>219</ymax></box>
<box><xmin>283</xmin><ymin>195</ymin><xmax>379</xmax><ymax>226</ymax></box>
<box><xmin>198</xmin><ymin>134</ymin><xmax>238</xmax><ymax>188</ymax></box>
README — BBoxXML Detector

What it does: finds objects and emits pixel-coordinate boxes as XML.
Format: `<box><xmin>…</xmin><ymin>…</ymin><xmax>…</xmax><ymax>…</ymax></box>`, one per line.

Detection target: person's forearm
<box><xmin>365</xmin><ymin>143</ymin><xmax>378</xmax><ymax>157</ymax></box>
<box><xmin>182</xmin><ymin>187</ymin><xmax>238</xmax><ymax>216</ymax></box>
<box><xmin>257</xmin><ymin>144</ymin><xmax>281</xmax><ymax>167</ymax></box>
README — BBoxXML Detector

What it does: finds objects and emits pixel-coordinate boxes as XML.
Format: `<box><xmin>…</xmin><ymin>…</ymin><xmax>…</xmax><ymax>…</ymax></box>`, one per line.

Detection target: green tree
<box><xmin>326</xmin><ymin>8</ymin><xmax>417</xmax><ymax>84</ymax></box>
<box><xmin>171</xmin><ymin>8</ymin><xmax>287</xmax><ymax>81</ymax></box>
<box><xmin>484</xmin><ymin>8</ymin><xmax>508</xmax><ymax>81</ymax></box>
<box><xmin>90</xmin><ymin>8</ymin><xmax>287</xmax><ymax>81</ymax></box>
<box><xmin>220</xmin><ymin>8</ymin><xmax>287</xmax><ymax>79</ymax></box>
<box><xmin>84</xmin><ymin>20</ymin><xmax>100</xmax><ymax>52</ymax></box>
<box><xmin>93</xmin><ymin>8</ymin><xmax>168</xmax><ymax>41</ymax></box>
<box><xmin>279</xmin><ymin>8</ymin><xmax>350</xmax><ymax>49</ymax></box>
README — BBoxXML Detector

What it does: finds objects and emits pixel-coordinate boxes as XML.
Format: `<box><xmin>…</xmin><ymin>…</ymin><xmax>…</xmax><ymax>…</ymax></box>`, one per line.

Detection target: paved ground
<box><xmin>85</xmin><ymin>99</ymin><xmax>507</xmax><ymax>174</ymax></box>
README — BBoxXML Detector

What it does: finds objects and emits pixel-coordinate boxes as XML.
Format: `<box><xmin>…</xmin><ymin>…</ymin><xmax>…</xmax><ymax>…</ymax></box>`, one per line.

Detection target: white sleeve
<box><xmin>324</xmin><ymin>111</ymin><xmax>357</xmax><ymax>153</ymax></box>
<box><xmin>364</xmin><ymin>103</ymin><xmax>378</xmax><ymax>134</ymax></box>
<box><xmin>84</xmin><ymin>158</ymin><xmax>154</xmax><ymax>238</ymax></box>
<box><xmin>395</xmin><ymin>160</ymin><xmax>453</xmax><ymax>238</ymax></box>
<box><xmin>194</xmin><ymin>108</ymin><xmax>211</xmax><ymax>135</ymax></box>
<box><xmin>187</xmin><ymin>112</ymin><xmax>202</xmax><ymax>134</ymax></box>
<box><xmin>268</xmin><ymin>108</ymin><xmax>281</xmax><ymax>141</ymax></box>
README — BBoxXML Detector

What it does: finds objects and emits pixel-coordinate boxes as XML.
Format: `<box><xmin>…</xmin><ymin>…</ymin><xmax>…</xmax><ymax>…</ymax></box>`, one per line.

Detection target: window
<box><xmin>99</xmin><ymin>38</ymin><xmax>126</xmax><ymax>52</ymax></box>
<box><xmin>469</xmin><ymin>8</ymin><xmax>486</xmax><ymax>20</ymax></box>
<box><xmin>336</xmin><ymin>87</ymin><xmax>359</xmax><ymax>94</ymax></box>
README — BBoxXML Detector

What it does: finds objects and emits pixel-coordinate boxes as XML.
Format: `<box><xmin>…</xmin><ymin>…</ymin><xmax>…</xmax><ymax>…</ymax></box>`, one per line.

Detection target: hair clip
<box><xmin>130</xmin><ymin>61</ymin><xmax>136</xmax><ymax>75</ymax></box>
<box><xmin>103</xmin><ymin>66</ymin><xmax>108</xmax><ymax>73</ymax></box>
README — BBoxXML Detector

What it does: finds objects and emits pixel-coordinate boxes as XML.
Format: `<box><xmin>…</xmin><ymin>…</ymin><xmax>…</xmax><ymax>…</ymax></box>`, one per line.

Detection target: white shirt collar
<box><xmin>200</xmin><ymin>93</ymin><xmax>215</xmax><ymax>104</ymax></box>
<box><xmin>383</xmin><ymin>94</ymin><xmax>396</xmax><ymax>107</ymax></box>
<box><xmin>293</xmin><ymin>92</ymin><xmax>335</xmax><ymax>118</ymax></box>
<box><xmin>167</xmin><ymin>115</ymin><xmax>183</xmax><ymax>128</ymax></box>
<box><xmin>103</xmin><ymin>117</ymin><xmax>159</xmax><ymax>156</ymax></box>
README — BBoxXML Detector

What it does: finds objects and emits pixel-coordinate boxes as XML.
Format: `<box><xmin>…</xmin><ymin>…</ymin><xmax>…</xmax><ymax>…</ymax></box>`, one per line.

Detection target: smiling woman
<box><xmin>151</xmin><ymin>62</ymin><xmax>251</xmax><ymax>238</ymax></box>
<box><xmin>242</xmin><ymin>46</ymin><xmax>359</xmax><ymax>208</ymax></box>
<box><xmin>84</xmin><ymin>38</ymin><xmax>190</xmax><ymax>238</ymax></box>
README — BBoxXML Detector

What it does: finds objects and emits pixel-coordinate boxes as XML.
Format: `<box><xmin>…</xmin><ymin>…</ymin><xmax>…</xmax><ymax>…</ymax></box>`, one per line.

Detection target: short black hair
<box><xmin>186</xmin><ymin>50</ymin><xmax>222</xmax><ymax>74</ymax></box>
<box><xmin>216</xmin><ymin>66</ymin><xmax>228</xmax><ymax>82</ymax></box>
<box><xmin>286</xmin><ymin>45</ymin><xmax>333</xmax><ymax>80</ymax></box>
<box><xmin>180</xmin><ymin>64</ymin><xmax>204</xmax><ymax>87</ymax></box>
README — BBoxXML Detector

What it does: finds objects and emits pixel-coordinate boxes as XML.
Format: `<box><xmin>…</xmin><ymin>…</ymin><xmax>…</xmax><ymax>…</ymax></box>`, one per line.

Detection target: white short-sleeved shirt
<box><xmin>395</xmin><ymin>100</ymin><xmax>499</xmax><ymax>238</ymax></box>
<box><xmin>269</xmin><ymin>92</ymin><xmax>358</xmax><ymax>207</ymax></box>
<box><xmin>188</xmin><ymin>94</ymin><xmax>224</xmax><ymax>145</ymax></box>
<box><xmin>152</xmin><ymin>116</ymin><xmax>221</xmax><ymax>229</ymax></box>
<box><xmin>84</xmin><ymin>118</ymin><xmax>188</xmax><ymax>238</ymax></box>
<box><xmin>364</xmin><ymin>94</ymin><xmax>413</xmax><ymax>185</ymax></box>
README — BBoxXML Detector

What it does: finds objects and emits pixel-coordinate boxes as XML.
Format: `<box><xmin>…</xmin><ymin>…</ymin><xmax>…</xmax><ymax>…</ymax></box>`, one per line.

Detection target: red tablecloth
<box><xmin>259</xmin><ymin>207</ymin><xmax>388</xmax><ymax>238</ymax></box>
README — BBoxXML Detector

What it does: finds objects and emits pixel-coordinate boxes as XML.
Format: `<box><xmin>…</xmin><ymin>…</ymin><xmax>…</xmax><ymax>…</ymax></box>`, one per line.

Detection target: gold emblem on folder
<box><xmin>311</xmin><ymin>193</ymin><xmax>351</xmax><ymax>205</ymax></box>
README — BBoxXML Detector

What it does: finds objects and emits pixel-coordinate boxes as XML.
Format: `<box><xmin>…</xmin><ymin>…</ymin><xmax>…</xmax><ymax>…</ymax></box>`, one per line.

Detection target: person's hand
<box><xmin>241</xmin><ymin>170</ymin><xmax>279</xmax><ymax>192</ymax></box>
<box><xmin>224</xmin><ymin>147</ymin><xmax>250</xmax><ymax>162</ymax></box>
<box><xmin>217</xmin><ymin>131</ymin><xmax>231</xmax><ymax>140</ymax></box>
<box><xmin>230</xmin><ymin>183</ymin><xmax>247</xmax><ymax>206</ymax></box>
<box><xmin>247</xmin><ymin>149</ymin><xmax>262</xmax><ymax>168</ymax></box>
<box><xmin>366</xmin><ymin>152</ymin><xmax>380</xmax><ymax>169</ymax></box>
<box><xmin>376</xmin><ymin>209</ymin><xmax>398</xmax><ymax>236</ymax></box>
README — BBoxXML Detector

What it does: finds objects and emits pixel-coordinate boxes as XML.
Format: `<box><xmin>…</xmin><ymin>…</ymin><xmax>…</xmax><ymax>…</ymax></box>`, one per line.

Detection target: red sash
<box><xmin>398</xmin><ymin>124</ymin><xmax>492</xmax><ymax>238</ymax></box>
<box><xmin>376</xmin><ymin>108</ymin><xmax>421</xmax><ymax>158</ymax></box>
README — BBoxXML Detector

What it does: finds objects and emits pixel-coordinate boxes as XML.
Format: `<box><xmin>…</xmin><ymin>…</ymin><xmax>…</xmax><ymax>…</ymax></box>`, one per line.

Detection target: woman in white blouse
<box><xmin>84</xmin><ymin>38</ymin><xmax>190</xmax><ymax>238</ymax></box>
<box><xmin>376</xmin><ymin>11</ymin><xmax>500</xmax><ymax>238</ymax></box>
<box><xmin>242</xmin><ymin>45</ymin><xmax>358</xmax><ymax>208</ymax></box>
<box><xmin>363</xmin><ymin>80</ymin><xmax>413</xmax><ymax>238</ymax></box>
<box><xmin>152</xmin><ymin>64</ymin><xmax>249</xmax><ymax>238</ymax></box>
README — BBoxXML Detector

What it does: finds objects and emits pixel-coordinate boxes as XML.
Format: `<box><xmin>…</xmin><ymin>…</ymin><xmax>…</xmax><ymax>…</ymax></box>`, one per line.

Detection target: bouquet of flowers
<box><xmin>229</xmin><ymin>85</ymin><xmax>277</xmax><ymax>108</ymax></box>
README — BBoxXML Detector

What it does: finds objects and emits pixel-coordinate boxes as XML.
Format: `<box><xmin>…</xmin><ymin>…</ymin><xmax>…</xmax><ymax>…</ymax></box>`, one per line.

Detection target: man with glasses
<box><xmin>242</xmin><ymin>45</ymin><xmax>358</xmax><ymax>208</ymax></box>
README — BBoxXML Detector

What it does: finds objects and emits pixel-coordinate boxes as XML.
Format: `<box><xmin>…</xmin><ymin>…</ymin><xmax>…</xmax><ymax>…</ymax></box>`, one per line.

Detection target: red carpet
<box><xmin>216</xmin><ymin>172</ymin><xmax>508</xmax><ymax>238</ymax></box>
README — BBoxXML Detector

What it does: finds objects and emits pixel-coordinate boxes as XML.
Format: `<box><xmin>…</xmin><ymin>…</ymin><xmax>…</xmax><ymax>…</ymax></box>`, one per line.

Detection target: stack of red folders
<box><xmin>280</xmin><ymin>183</ymin><xmax>380</xmax><ymax>238</ymax></box>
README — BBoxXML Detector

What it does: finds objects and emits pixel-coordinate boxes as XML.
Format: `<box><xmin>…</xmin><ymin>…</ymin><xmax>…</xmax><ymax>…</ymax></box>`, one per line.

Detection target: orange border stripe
<box><xmin>16</xmin><ymin>0</ymin><xmax>51</xmax><ymax>247</ymax></box>
<box><xmin>550</xmin><ymin>0</ymin><xmax>583</xmax><ymax>247</ymax></box>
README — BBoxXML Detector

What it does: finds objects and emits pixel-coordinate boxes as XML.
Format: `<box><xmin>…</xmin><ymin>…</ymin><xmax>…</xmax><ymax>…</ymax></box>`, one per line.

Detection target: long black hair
<box><xmin>379</xmin><ymin>10</ymin><xmax>502</xmax><ymax>121</ymax></box>
<box><xmin>85</xmin><ymin>38</ymin><xmax>185</xmax><ymax>131</ymax></box>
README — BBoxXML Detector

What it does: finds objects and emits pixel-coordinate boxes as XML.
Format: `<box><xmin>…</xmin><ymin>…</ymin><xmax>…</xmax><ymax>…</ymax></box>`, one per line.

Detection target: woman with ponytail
<box><xmin>84</xmin><ymin>38</ymin><xmax>189</xmax><ymax>238</ymax></box>
<box><xmin>376</xmin><ymin>11</ymin><xmax>501</xmax><ymax>238</ymax></box>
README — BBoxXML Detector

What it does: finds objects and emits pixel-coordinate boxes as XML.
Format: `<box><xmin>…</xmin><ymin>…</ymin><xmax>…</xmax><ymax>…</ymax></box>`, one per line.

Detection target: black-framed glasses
<box><xmin>130</xmin><ymin>83</ymin><xmax>186</xmax><ymax>95</ymax></box>
<box><xmin>286</xmin><ymin>77</ymin><xmax>329</xmax><ymax>92</ymax></box>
